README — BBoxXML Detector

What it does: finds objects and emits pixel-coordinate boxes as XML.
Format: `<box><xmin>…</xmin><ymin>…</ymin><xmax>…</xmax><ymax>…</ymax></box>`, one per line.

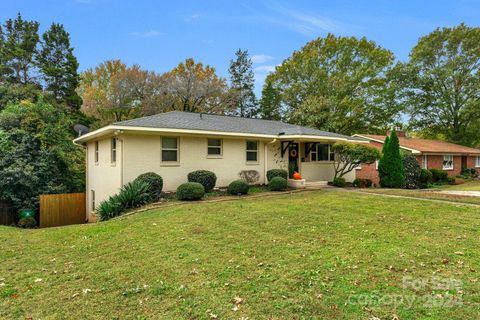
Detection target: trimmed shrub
<box><xmin>177</xmin><ymin>182</ymin><xmax>205</xmax><ymax>200</ymax></box>
<box><xmin>419</xmin><ymin>169</ymin><xmax>433</xmax><ymax>188</ymax></box>
<box><xmin>378</xmin><ymin>131</ymin><xmax>405</xmax><ymax>188</ymax></box>
<box><xmin>134</xmin><ymin>172</ymin><xmax>163</xmax><ymax>201</ymax></box>
<box><xmin>447</xmin><ymin>176</ymin><xmax>456</xmax><ymax>185</ymax></box>
<box><xmin>266</xmin><ymin>169</ymin><xmax>288</xmax><ymax>182</ymax></box>
<box><xmin>187</xmin><ymin>170</ymin><xmax>217</xmax><ymax>193</ymax></box>
<box><xmin>429</xmin><ymin>169</ymin><xmax>448</xmax><ymax>183</ymax></box>
<box><xmin>227</xmin><ymin>180</ymin><xmax>250</xmax><ymax>195</ymax></box>
<box><xmin>461</xmin><ymin>167</ymin><xmax>478</xmax><ymax>178</ymax></box>
<box><xmin>268</xmin><ymin>177</ymin><xmax>287</xmax><ymax>191</ymax></box>
<box><xmin>17</xmin><ymin>217</ymin><xmax>36</xmax><ymax>228</ymax></box>
<box><xmin>332</xmin><ymin>177</ymin><xmax>346</xmax><ymax>187</ymax></box>
<box><xmin>402</xmin><ymin>154</ymin><xmax>422</xmax><ymax>189</ymax></box>
<box><xmin>353</xmin><ymin>178</ymin><xmax>373</xmax><ymax>188</ymax></box>
<box><xmin>97</xmin><ymin>180</ymin><xmax>152</xmax><ymax>221</ymax></box>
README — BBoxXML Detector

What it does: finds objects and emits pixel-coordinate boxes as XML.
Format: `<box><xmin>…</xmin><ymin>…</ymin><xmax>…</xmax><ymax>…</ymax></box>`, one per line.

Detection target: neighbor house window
<box><xmin>310</xmin><ymin>144</ymin><xmax>334</xmax><ymax>162</ymax></box>
<box><xmin>443</xmin><ymin>155</ymin><xmax>453</xmax><ymax>170</ymax></box>
<box><xmin>476</xmin><ymin>156</ymin><xmax>480</xmax><ymax>168</ymax></box>
<box><xmin>111</xmin><ymin>138</ymin><xmax>117</xmax><ymax>164</ymax></box>
<box><xmin>91</xmin><ymin>190</ymin><xmax>95</xmax><ymax>211</ymax></box>
<box><xmin>161</xmin><ymin>137</ymin><xmax>178</xmax><ymax>162</ymax></box>
<box><xmin>246</xmin><ymin>140</ymin><xmax>258</xmax><ymax>162</ymax></box>
<box><xmin>422</xmin><ymin>155</ymin><xmax>428</xmax><ymax>169</ymax></box>
<box><xmin>207</xmin><ymin>138</ymin><xmax>222</xmax><ymax>156</ymax></box>
<box><xmin>95</xmin><ymin>141</ymin><xmax>99</xmax><ymax>163</ymax></box>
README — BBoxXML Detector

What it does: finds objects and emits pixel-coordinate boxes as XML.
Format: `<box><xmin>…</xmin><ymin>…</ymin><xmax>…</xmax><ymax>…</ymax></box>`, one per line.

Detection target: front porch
<box><xmin>278</xmin><ymin>140</ymin><xmax>356</xmax><ymax>183</ymax></box>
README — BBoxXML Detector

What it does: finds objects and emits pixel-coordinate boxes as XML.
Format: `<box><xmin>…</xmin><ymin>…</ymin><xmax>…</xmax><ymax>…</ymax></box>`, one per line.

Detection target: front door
<box><xmin>288</xmin><ymin>143</ymin><xmax>299</xmax><ymax>178</ymax></box>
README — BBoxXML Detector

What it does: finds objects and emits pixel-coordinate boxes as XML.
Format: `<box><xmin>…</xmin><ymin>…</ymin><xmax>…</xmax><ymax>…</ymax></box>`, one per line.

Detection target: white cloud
<box><xmin>185</xmin><ymin>13</ymin><xmax>201</xmax><ymax>22</ymax></box>
<box><xmin>251</xmin><ymin>54</ymin><xmax>274</xmax><ymax>64</ymax></box>
<box><xmin>129</xmin><ymin>30</ymin><xmax>163</xmax><ymax>38</ymax></box>
<box><xmin>254</xmin><ymin>65</ymin><xmax>277</xmax><ymax>73</ymax></box>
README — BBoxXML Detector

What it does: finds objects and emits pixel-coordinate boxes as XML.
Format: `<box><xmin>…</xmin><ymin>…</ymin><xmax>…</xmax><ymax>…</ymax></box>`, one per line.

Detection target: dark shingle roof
<box><xmin>114</xmin><ymin>111</ymin><xmax>361</xmax><ymax>140</ymax></box>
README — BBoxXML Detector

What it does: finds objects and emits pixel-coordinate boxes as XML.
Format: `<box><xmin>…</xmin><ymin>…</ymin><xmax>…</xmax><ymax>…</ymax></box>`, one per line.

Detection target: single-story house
<box><xmin>354</xmin><ymin>131</ymin><xmax>480</xmax><ymax>185</ymax></box>
<box><xmin>74</xmin><ymin>111</ymin><xmax>365</xmax><ymax>221</ymax></box>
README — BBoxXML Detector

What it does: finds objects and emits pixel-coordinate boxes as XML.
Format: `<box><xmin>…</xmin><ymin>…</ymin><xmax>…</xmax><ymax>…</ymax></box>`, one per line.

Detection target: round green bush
<box><xmin>268</xmin><ymin>176</ymin><xmax>287</xmax><ymax>191</ymax></box>
<box><xmin>419</xmin><ymin>169</ymin><xmax>433</xmax><ymax>188</ymax></box>
<box><xmin>266</xmin><ymin>169</ymin><xmax>288</xmax><ymax>182</ymax></box>
<box><xmin>18</xmin><ymin>217</ymin><xmax>36</xmax><ymax>228</ymax></box>
<box><xmin>227</xmin><ymin>180</ymin><xmax>250</xmax><ymax>195</ymax></box>
<box><xmin>176</xmin><ymin>182</ymin><xmax>205</xmax><ymax>200</ymax></box>
<box><xmin>332</xmin><ymin>177</ymin><xmax>346</xmax><ymax>187</ymax></box>
<box><xmin>402</xmin><ymin>154</ymin><xmax>421</xmax><ymax>189</ymax></box>
<box><xmin>429</xmin><ymin>168</ymin><xmax>448</xmax><ymax>183</ymax></box>
<box><xmin>134</xmin><ymin>172</ymin><xmax>163</xmax><ymax>201</ymax></box>
<box><xmin>187</xmin><ymin>170</ymin><xmax>217</xmax><ymax>193</ymax></box>
<box><xmin>352</xmin><ymin>178</ymin><xmax>373</xmax><ymax>188</ymax></box>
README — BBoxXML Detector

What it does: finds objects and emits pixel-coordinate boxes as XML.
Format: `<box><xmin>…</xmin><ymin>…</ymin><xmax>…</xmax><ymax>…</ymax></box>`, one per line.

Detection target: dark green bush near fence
<box><xmin>266</xmin><ymin>169</ymin><xmax>288</xmax><ymax>182</ymax></box>
<box><xmin>187</xmin><ymin>170</ymin><xmax>217</xmax><ymax>193</ymax></box>
<box><xmin>227</xmin><ymin>180</ymin><xmax>250</xmax><ymax>195</ymax></box>
<box><xmin>17</xmin><ymin>217</ymin><xmax>37</xmax><ymax>228</ymax></box>
<box><xmin>134</xmin><ymin>172</ymin><xmax>163</xmax><ymax>201</ymax></box>
<box><xmin>176</xmin><ymin>182</ymin><xmax>205</xmax><ymax>200</ymax></box>
<box><xmin>97</xmin><ymin>180</ymin><xmax>152</xmax><ymax>221</ymax></box>
<box><xmin>268</xmin><ymin>177</ymin><xmax>287</xmax><ymax>191</ymax></box>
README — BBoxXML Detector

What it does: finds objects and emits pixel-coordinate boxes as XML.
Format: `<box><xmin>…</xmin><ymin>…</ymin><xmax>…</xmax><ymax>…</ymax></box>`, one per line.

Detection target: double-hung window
<box><xmin>476</xmin><ymin>156</ymin><xmax>480</xmax><ymax>168</ymax></box>
<box><xmin>207</xmin><ymin>138</ymin><xmax>222</xmax><ymax>156</ymax></box>
<box><xmin>111</xmin><ymin>138</ymin><xmax>117</xmax><ymax>164</ymax></box>
<box><xmin>310</xmin><ymin>144</ymin><xmax>334</xmax><ymax>162</ymax></box>
<box><xmin>246</xmin><ymin>141</ymin><xmax>258</xmax><ymax>162</ymax></box>
<box><xmin>161</xmin><ymin>137</ymin><xmax>179</xmax><ymax>162</ymax></box>
<box><xmin>443</xmin><ymin>155</ymin><xmax>453</xmax><ymax>170</ymax></box>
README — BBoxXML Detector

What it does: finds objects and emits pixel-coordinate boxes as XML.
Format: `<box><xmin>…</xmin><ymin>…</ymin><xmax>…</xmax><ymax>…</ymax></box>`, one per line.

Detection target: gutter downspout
<box><xmin>264</xmin><ymin>138</ymin><xmax>277</xmax><ymax>184</ymax></box>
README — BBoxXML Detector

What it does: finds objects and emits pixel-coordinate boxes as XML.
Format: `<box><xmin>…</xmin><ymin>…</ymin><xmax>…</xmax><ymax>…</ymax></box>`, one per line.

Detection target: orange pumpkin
<box><xmin>293</xmin><ymin>172</ymin><xmax>302</xmax><ymax>180</ymax></box>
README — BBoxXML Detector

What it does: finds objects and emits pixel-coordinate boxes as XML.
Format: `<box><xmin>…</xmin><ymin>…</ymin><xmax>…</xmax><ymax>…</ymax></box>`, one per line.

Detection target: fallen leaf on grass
<box><xmin>442</xmin><ymin>258</ymin><xmax>449</xmax><ymax>265</ymax></box>
<box><xmin>83</xmin><ymin>288</ymin><xmax>92</xmax><ymax>294</ymax></box>
<box><xmin>454</xmin><ymin>251</ymin><xmax>464</xmax><ymax>255</ymax></box>
<box><xmin>34</xmin><ymin>278</ymin><xmax>43</xmax><ymax>283</ymax></box>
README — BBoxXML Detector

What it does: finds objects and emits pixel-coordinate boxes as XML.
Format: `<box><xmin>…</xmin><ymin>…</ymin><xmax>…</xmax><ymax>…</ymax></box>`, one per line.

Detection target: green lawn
<box><xmin>438</xmin><ymin>180</ymin><xmax>480</xmax><ymax>191</ymax></box>
<box><xmin>1</xmin><ymin>190</ymin><xmax>479</xmax><ymax>319</ymax></box>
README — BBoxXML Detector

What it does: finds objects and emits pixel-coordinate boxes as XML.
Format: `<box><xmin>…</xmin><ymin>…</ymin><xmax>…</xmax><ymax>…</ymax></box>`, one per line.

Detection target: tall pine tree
<box><xmin>378</xmin><ymin>130</ymin><xmax>405</xmax><ymax>188</ymax></box>
<box><xmin>228</xmin><ymin>49</ymin><xmax>257</xmax><ymax>117</ymax></box>
<box><xmin>0</xmin><ymin>13</ymin><xmax>39</xmax><ymax>84</ymax></box>
<box><xmin>37</xmin><ymin>23</ymin><xmax>82</xmax><ymax>111</ymax></box>
<box><xmin>258</xmin><ymin>80</ymin><xmax>281</xmax><ymax>120</ymax></box>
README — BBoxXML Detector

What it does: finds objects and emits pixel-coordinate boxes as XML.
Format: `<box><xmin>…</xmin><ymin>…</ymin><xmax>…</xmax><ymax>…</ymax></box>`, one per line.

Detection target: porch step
<box><xmin>305</xmin><ymin>181</ymin><xmax>329</xmax><ymax>188</ymax></box>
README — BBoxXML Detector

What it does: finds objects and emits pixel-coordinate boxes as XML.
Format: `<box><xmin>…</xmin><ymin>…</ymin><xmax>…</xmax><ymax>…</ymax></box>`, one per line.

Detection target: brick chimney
<box><xmin>386</xmin><ymin>129</ymin><xmax>406</xmax><ymax>137</ymax></box>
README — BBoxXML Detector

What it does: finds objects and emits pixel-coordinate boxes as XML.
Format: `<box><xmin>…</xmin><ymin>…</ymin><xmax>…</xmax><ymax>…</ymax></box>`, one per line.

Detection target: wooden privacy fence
<box><xmin>40</xmin><ymin>193</ymin><xmax>86</xmax><ymax>228</ymax></box>
<box><xmin>0</xmin><ymin>201</ymin><xmax>16</xmax><ymax>226</ymax></box>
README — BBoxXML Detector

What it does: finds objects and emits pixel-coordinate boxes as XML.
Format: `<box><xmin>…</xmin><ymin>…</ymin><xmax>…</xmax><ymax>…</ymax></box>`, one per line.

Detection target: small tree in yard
<box><xmin>332</xmin><ymin>143</ymin><xmax>380</xmax><ymax>179</ymax></box>
<box><xmin>378</xmin><ymin>130</ymin><xmax>406</xmax><ymax>188</ymax></box>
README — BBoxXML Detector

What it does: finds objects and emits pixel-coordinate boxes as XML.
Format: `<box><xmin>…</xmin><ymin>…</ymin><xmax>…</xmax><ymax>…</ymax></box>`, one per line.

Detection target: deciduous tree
<box><xmin>266</xmin><ymin>34</ymin><xmax>400</xmax><ymax>135</ymax></box>
<box><xmin>331</xmin><ymin>142</ymin><xmax>380</xmax><ymax>178</ymax></box>
<box><xmin>396</xmin><ymin>24</ymin><xmax>480</xmax><ymax>146</ymax></box>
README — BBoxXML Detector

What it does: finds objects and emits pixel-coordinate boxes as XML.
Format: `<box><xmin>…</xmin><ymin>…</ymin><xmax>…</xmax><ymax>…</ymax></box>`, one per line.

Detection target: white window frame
<box><xmin>355</xmin><ymin>163</ymin><xmax>362</xmax><ymax>170</ymax></box>
<box><xmin>207</xmin><ymin>138</ymin><xmax>223</xmax><ymax>157</ymax></box>
<box><xmin>476</xmin><ymin>156</ymin><xmax>480</xmax><ymax>168</ymax></box>
<box><xmin>422</xmin><ymin>155</ymin><xmax>428</xmax><ymax>169</ymax></box>
<box><xmin>310</xmin><ymin>144</ymin><xmax>334</xmax><ymax>162</ymax></box>
<box><xmin>246</xmin><ymin>140</ymin><xmax>259</xmax><ymax>163</ymax></box>
<box><xmin>111</xmin><ymin>138</ymin><xmax>117</xmax><ymax>165</ymax></box>
<box><xmin>161</xmin><ymin>136</ymin><xmax>179</xmax><ymax>164</ymax></box>
<box><xmin>443</xmin><ymin>154</ymin><xmax>453</xmax><ymax>170</ymax></box>
<box><xmin>94</xmin><ymin>141</ymin><xmax>99</xmax><ymax>164</ymax></box>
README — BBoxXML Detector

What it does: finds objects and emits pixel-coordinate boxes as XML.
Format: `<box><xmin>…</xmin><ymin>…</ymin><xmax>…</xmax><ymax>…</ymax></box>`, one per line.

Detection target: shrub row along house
<box><xmin>74</xmin><ymin>112</ymin><xmax>480</xmax><ymax>221</ymax></box>
<box><xmin>354</xmin><ymin>131</ymin><xmax>480</xmax><ymax>185</ymax></box>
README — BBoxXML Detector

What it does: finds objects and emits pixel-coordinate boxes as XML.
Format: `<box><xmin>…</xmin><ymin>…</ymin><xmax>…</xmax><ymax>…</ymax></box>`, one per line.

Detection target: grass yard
<box><xmin>1</xmin><ymin>190</ymin><xmax>479</xmax><ymax>319</ymax></box>
<box><xmin>360</xmin><ymin>180</ymin><xmax>480</xmax><ymax>206</ymax></box>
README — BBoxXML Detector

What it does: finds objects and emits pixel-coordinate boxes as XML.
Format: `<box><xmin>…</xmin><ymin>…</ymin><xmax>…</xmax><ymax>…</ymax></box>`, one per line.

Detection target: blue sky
<box><xmin>2</xmin><ymin>0</ymin><xmax>480</xmax><ymax>94</ymax></box>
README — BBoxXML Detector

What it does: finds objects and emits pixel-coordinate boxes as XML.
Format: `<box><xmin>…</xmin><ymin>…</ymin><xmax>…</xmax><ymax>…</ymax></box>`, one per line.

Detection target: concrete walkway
<box><xmin>440</xmin><ymin>190</ymin><xmax>480</xmax><ymax>197</ymax></box>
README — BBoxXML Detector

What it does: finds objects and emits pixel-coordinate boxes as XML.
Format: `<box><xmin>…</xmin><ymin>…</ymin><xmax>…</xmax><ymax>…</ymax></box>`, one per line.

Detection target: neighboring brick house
<box><xmin>353</xmin><ymin>132</ymin><xmax>480</xmax><ymax>186</ymax></box>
